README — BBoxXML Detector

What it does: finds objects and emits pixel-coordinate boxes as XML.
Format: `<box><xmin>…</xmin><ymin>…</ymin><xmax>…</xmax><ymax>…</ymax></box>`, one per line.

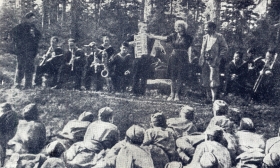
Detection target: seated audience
<box><xmin>263</xmin><ymin>152</ymin><xmax>280</xmax><ymax>168</ymax></box>
<box><xmin>0</xmin><ymin>103</ymin><xmax>18</xmax><ymax>166</ymax></box>
<box><xmin>143</xmin><ymin>112</ymin><xmax>177</xmax><ymax>162</ymax></box>
<box><xmin>167</xmin><ymin>105</ymin><xmax>197</xmax><ymax>137</ymax></box>
<box><xmin>116</xmin><ymin>125</ymin><xmax>154</xmax><ymax>168</ymax></box>
<box><xmin>263</xmin><ymin>127</ymin><xmax>280</xmax><ymax>168</ymax></box>
<box><xmin>206</xmin><ymin>100</ymin><xmax>237</xmax><ymax>162</ymax></box>
<box><xmin>235</xmin><ymin>118</ymin><xmax>265</xmax><ymax>155</ymax></box>
<box><xmin>235</xmin><ymin>118</ymin><xmax>265</xmax><ymax>168</ymax></box>
<box><xmin>184</xmin><ymin>126</ymin><xmax>231</xmax><ymax>168</ymax></box>
<box><xmin>64</xmin><ymin>107</ymin><xmax>119</xmax><ymax>167</ymax></box>
<box><xmin>57</xmin><ymin>111</ymin><xmax>94</xmax><ymax>147</ymax></box>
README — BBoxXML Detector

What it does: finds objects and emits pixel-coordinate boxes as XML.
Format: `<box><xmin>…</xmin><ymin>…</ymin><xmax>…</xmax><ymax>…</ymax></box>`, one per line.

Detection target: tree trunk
<box><xmin>61</xmin><ymin>0</ymin><xmax>66</xmax><ymax>23</ymax></box>
<box><xmin>71</xmin><ymin>0</ymin><xmax>79</xmax><ymax>40</ymax></box>
<box><xmin>42</xmin><ymin>0</ymin><xmax>49</xmax><ymax>36</ymax></box>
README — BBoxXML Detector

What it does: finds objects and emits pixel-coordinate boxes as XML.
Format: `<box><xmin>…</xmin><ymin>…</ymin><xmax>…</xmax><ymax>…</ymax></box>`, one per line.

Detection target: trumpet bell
<box><xmin>101</xmin><ymin>69</ymin><xmax>109</xmax><ymax>78</ymax></box>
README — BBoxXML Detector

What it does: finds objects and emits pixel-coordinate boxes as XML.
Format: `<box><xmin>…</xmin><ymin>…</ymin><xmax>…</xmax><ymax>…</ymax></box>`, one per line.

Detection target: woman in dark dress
<box><xmin>149</xmin><ymin>20</ymin><xmax>193</xmax><ymax>101</ymax></box>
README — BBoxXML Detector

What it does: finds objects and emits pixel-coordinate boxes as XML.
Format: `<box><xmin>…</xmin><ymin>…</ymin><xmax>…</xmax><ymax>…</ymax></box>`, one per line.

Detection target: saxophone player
<box><xmin>84</xmin><ymin>42</ymin><xmax>108</xmax><ymax>91</ymax></box>
<box><xmin>34</xmin><ymin>36</ymin><xmax>64</xmax><ymax>87</ymax></box>
<box><xmin>52</xmin><ymin>38</ymin><xmax>86</xmax><ymax>90</ymax></box>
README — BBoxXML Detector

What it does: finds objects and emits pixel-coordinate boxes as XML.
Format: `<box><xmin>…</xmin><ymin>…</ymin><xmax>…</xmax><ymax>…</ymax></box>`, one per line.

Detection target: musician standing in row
<box><xmin>149</xmin><ymin>20</ymin><xmax>193</xmax><ymax>101</ymax></box>
<box><xmin>52</xmin><ymin>39</ymin><xmax>86</xmax><ymax>90</ymax></box>
<box><xmin>99</xmin><ymin>36</ymin><xmax>115</xmax><ymax>59</ymax></box>
<box><xmin>108</xmin><ymin>42</ymin><xmax>134</xmax><ymax>92</ymax></box>
<box><xmin>84</xmin><ymin>42</ymin><xmax>108</xmax><ymax>91</ymax></box>
<box><xmin>199</xmin><ymin>22</ymin><xmax>228</xmax><ymax>103</ymax></box>
<box><xmin>11</xmin><ymin>12</ymin><xmax>41</xmax><ymax>89</ymax></box>
<box><xmin>129</xmin><ymin>22</ymin><xmax>155</xmax><ymax>95</ymax></box>
<box><xmin>34</xmin><ymin>36</ymin><xmax>64</xmax><ymax>87</ymax></box>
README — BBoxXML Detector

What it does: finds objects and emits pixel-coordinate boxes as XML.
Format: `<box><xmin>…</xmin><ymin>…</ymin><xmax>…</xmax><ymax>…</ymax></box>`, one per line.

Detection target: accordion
<box><xmin>134</xmin><ymin>33</ymin><xmax>148</xmax><ymax>58</ymax></box>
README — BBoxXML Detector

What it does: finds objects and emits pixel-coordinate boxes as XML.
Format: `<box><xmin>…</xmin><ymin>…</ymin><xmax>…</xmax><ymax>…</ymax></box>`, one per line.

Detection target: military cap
<box><xmin>45</xmin><ymin>141</ymin><xmax>66</xmax><ymax>158</ymax></box>
<box><xmin>151</xmin><ymin>112</ymin><xmax>167</xmax><ymax>127</ymax></box>
<box><xmin>126</xmin><ymin>125</ymin><xmax>145</xmax><ymax>144</ymax></box>
<box><xmin>200</xmin><ymin>152</ymin><xmax>218</xmax><ymax>168</ymax></box>
<box><xmin>213</xmin><ymin>100</ymin><xmax>228</xmax><ymax>116</ymax></box>
<box><xmin>22</xmin><ymin>103</ymin><xmax>38</xmax><ymax>121</ymax></box>
<box><xmin>263</xmin><ymin>152</ymin><xmax>280</xmax><ymax>167</ymax></box>
<box><xmin>98</xmin><ymin>107</ymin><xmax>113</xmax><ymax>119</ymax></box>
<box><xmin>78</xmin><ymin>111</ymin><xmax>94</xmax><ymax>122</ymax></box>
<box><xmin>239</xmin><ymin>118</ymin><xmax>254</xmax><ymax>131</ymax></box>
<box><xmin>25</xmin><ymin>12</ymin><xmax>35</xmax><ymax>19</ymax></box>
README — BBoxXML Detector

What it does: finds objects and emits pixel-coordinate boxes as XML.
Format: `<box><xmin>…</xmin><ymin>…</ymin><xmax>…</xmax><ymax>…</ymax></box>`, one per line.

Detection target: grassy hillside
<box><xmin>0</xmin><ymin>51</ymin><xmax>280</xmax><ymax>142</ymax></box>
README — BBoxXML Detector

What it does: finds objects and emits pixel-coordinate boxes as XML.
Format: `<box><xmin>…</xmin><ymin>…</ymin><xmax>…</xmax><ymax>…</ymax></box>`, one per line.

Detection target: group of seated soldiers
<box><xmin>34</xmin><ymin>35</ymin><xmax>155</xmax><ymax>95</ymax></box>
<box><xmin>224</xmin><ymin>48</ymin><xmax>279</xmax><ymax>103</ymax></box>
<box><xmin>0</xmin><ymin>100</ymin><xmax>280</xmax><ymax>168</ymax></box>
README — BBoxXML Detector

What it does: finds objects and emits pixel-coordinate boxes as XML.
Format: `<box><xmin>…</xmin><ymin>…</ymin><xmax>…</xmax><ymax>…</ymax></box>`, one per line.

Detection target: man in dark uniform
<box><xmin>34</xmin><ymin>36</ymin><xmax>64</xmax><ymax>87</ymax></box>
<box><xmin>99</xmin><ymin>36</ymin><xmax>115</xmax><ymax>59</ymax></box>
<box><xmin>84</xmin><ymin>42</ymin><xmax>108</xmax><ymax>91</ymax></box>
<box><xmin>11</xmin><ymin>12</ymin><xmax>41</xmax><ymax>89</ymax></box>
<box><xmin>128</xmin><ymin>22</ymin><xmax>155</xmax><ymax>95</ymax></box>
<box><xmin>52</xmin><ymin>38</ymin><xmax>86</xmax><ymax>90</ymax></box>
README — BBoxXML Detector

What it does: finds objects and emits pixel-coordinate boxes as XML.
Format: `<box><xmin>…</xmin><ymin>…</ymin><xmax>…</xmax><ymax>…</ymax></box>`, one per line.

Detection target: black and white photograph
<box><xmin>0</xmin><ymin>0</ymin><xmax>280</xmax><ymax>167</ymax></box>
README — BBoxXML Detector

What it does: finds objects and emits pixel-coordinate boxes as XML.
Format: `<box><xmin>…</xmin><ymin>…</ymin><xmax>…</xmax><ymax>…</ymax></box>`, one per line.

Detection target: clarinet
<box><xmin>70</xmin><ymin>49</ymin><xmax>75</xmax><ymax>71</ymax></box>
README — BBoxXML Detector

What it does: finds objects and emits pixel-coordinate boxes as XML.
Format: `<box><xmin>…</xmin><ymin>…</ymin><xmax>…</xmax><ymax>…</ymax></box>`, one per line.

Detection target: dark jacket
<box><xmin>11</xmin><ymin>22</ymin><xmax>41</xmax><ymax>55</ymax></box>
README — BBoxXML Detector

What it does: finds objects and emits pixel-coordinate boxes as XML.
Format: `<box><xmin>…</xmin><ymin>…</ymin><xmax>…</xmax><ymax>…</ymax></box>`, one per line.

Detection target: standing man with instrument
<box><xmin>11</xmin><ymin>12</ymin><xmax>41</xmax><ymax>89</ymax></box>
<box><xmin>34</xmin><ymin>36</ymin><xmax>64</xmax><ymax>87</ymax></box>
<box><xmin>84</xmin><ymin>42</ymin><xmax>108</xmax><ymax>91</ymax></box>
<box><xmin>52</xmin><ymin>38</ymin><xmax>86</xmax><ymax>90</ymax></box>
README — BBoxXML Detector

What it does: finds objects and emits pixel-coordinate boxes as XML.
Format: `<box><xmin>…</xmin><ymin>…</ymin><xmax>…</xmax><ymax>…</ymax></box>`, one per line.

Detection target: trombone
<box><xmin>253</xmin><ymin>53</ymin><xmax>278</xmax><ymax>93</ymax></box>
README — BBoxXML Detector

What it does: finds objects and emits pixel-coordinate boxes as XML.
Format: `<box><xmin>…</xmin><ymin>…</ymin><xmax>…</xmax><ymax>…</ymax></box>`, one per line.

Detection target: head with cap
<box><xmin>87</xmin><ymin>41</ymin><xmax>98</xmax><ymax>52</ymax></box>
<box><xmin>0</xmin><ymin>108</ymin><xmax>18</xmax><ymax>139</ymax></box>
<box><xmin>165</xmin><ymin>161</ymin><xmax>183</xmax><ymax>168</ymax></box>
<box><xmin>263</xmin><ymin>152</ymin><xmax>280</xmax><ymax>168</ymax></box>
<box><xmin>205</xmin><ymin>125</ymin><xmax>224</xmax><ymax>143</ymax></box>
<box><xmin>125</xmin><ymin>125</ymin><xmax>145</xmax><ymax>145</ymax></box>
<box><xmin>22</xmin><ymin>103</ymin><xmax>39</xmax><ymax>121</ymax></box>
<box><xmin>98</xmin><ymin>107</ymin><xmax>114</xmax><ymax>122</ymax></box>
<box><xmin>0</xmin><ymin>103</ymin><xmax>12</xmax><ymax>114</ymax></box>
<box><xmin>239</xmin><ymin>118</ymin><xmax>255</xmax><ymax>132</ymax></box>
<box><xmin>151</xmin><ymin>112</ymin><xmax>167</xmax><ymax>128</ymax></box>
<box><xmin>68</xmin><ymin>38</ymin><xmax>76</xmax><ymax>49</ymax></box>
<box><xmin>78</xmin><ymin>111</ymin><xmax>94</xmax><ymax>122</ymax></box>
<box><xmin>120</xmin><ymin>42</ymin><xmax>129</xmax><ymax>55</ymax></box>
<box><xmin>212</xmin><ymin>100</ymin><xmax>228</xmax><ymax>116</ymax></box>
<box><xmin>45</xmin><ymin>141</ymin><xmax>66</xmax><ymax>158</ymax></box>
<box><xmin>50</xmin><ymin>36</ymin><xmax>59</xmax><ymax>47</ymax></box>
<box><xmin>25</xmin><ymin>12</ymin><xmax>36</xmax><ymax>23</ymax></box>
<box><xmin>200</xmin><ymin>152</ymin><xmax>218</xmax><ymax>168</ymax></box>
<box><xmin>180</xmin><ymin>105</ymin><xmax>194</xmax><ymax>121</ymax></box>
